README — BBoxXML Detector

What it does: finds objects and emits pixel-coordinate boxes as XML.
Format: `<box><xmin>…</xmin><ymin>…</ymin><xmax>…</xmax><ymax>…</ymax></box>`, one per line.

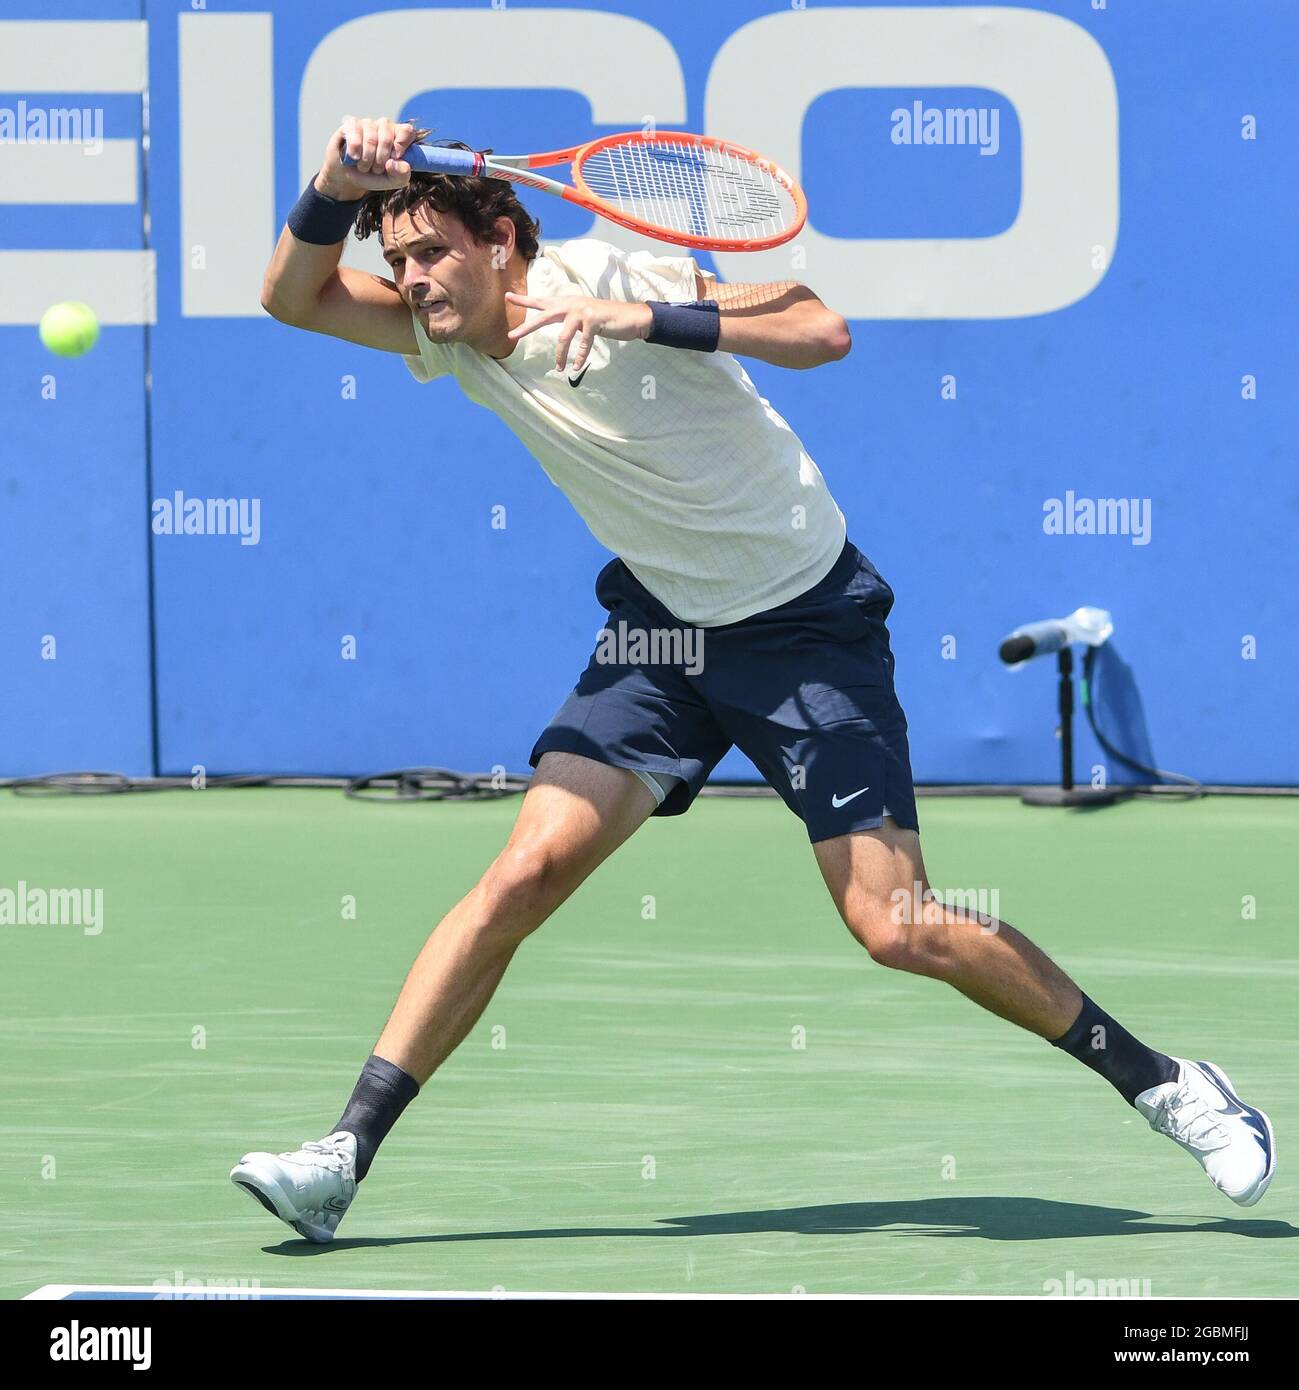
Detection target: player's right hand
<box><xmin>315</xmin><ymin>117</ymin><xmax>418</xmax><ymax>199</ymax></box>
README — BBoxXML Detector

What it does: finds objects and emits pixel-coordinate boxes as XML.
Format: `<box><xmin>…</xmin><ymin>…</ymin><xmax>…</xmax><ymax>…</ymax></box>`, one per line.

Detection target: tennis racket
<box><xmin>342</xmin><ymin>130</ymin><xmax>807</xmax><ymax>252</ymax></box>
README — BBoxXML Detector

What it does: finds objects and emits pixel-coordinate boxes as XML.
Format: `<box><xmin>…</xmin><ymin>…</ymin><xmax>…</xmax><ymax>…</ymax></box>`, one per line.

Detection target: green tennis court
<box><xmin>2</xmin><ymin>790</ymin><xmax>1294</xmax><ymax>1298</ymax></box>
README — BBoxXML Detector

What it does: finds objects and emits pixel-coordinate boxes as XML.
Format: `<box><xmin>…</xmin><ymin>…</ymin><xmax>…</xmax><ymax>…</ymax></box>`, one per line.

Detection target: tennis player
<box><xmin>231</xmin><ymin>117</ymin><xmax>1274</xmax><ymax>1241</ymax></box>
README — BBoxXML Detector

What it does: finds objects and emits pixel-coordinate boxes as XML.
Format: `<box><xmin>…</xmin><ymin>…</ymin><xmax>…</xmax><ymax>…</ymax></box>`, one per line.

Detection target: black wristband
<box><xmin>645</xmin><ymin>299</ymin><xmax>720</xmax><ymax>352</ymax></box>
<box><xmin>286</xmin><ymin>180</ymin><xmax>363</xmax><ymax>245</ymax></box>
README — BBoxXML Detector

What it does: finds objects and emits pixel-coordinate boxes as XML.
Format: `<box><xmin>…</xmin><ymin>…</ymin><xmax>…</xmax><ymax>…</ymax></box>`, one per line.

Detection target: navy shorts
<box><xmin>530</xmin><ymin>540</ymin><xmax>919</xmax><ymax>842</ymax></box>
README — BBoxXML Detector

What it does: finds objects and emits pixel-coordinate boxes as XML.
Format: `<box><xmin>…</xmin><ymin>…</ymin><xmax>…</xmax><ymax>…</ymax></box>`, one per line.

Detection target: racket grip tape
<box><xmin>340</xmin><ymin>144</ymin><xmax>482</xmax><ymax>175</ymax></box>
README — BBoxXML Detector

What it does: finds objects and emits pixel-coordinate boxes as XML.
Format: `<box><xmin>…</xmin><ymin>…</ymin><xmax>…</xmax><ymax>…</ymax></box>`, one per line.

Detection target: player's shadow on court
<box><xmin>267</xmin><ymin>1197</ymin><xmax>1297</xmax><ymax>1254</ymax></box>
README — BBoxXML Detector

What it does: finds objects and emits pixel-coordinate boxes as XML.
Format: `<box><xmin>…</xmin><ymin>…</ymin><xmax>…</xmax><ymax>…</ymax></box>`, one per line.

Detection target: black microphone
<box><xmin>998</xmin><ymin>609</ymin><xmax>1113</xmax><ymax>666</ymax></box>
<box><xmin>999</xmin><ymin>621</ymin><xmax>1068</xmax><ymax>665</ymax></box>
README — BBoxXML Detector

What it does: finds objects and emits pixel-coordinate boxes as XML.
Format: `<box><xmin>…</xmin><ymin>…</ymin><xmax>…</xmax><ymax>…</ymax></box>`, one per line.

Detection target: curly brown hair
<box><xmin>352</xmin><ymin>137</ymin><xmax>541</xmax><ymax>262</ymax></box>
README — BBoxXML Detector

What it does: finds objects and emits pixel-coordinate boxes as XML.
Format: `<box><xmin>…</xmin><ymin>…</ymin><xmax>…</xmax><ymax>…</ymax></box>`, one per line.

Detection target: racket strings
<box><xmin>577</xmin><ymin>139</ymin><xmax>796</xmax><ymax>242</ymax></box>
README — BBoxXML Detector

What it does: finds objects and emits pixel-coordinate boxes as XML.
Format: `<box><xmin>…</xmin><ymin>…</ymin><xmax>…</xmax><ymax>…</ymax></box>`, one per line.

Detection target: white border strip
<box><xmin>25</xmin><ymin>1284</ymin><xmax>1249</xmax><ymax>1301</ymax></box>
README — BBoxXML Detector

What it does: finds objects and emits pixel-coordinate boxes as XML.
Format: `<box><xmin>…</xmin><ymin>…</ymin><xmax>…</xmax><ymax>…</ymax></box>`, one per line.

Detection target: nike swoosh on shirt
<box><xmin>567</xmin><ymin>363</ymin><xmax>590</xmax><ymax>387</ymax></box>
<box><xmin>831</xmin><ymin>787</ymin><xmax>870</xmax><ymax>808</ymax></box>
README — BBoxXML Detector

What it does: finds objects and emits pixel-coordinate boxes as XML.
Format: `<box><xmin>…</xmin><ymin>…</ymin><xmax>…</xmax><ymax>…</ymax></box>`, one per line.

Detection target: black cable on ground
<box><xmin>2</xmin><ymin>771</ymin><xmax>1295</xmax><ymax>799</ymax></box>
<box><xmin>343</xmin><ymin>768</ymin><xmax>531</xmax><ymax>802</ymax></box>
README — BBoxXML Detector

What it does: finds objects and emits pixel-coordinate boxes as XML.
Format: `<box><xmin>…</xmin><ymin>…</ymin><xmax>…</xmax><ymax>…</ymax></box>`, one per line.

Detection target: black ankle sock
<box><xmin>334</xmin><ymin>1054</ymin><xmax>420</xmax><ymax>1181</ymax></box>
<box><xmin>1050</xmin><ymin>994</ymin><xmax>1179</xmax><ymax>1106</ymax></box>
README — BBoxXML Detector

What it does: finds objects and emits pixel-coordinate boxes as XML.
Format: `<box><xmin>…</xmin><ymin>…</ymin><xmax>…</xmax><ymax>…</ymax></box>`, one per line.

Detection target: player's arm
<box><xmin>701</xmin><ymin>274</ymin><xmax>852</xmax><ymax>370</ymax></box>
<box><xmin>505</xmin><ymin>271</ymin><xmax>851</xmax><ymax>376</ymax></box>
<box><xmin>260</xmin><ymin>116</ymin><xmax>419</xmax><ymax>354</ymax></box>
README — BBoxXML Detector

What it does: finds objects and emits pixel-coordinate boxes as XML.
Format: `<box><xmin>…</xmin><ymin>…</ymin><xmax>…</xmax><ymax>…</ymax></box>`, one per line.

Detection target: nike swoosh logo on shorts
<box><xmin>568</xmin><ymin>363</ymin><xmax>590</xmax><ymax>387</ymax></box>
<box><xmin>831</xmin><ymin>787</ymin><xmax>870</xmax><ymax>808</ymax></box>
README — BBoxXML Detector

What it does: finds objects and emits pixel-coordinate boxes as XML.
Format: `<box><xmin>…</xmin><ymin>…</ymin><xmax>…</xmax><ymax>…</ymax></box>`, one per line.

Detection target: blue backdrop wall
<box><xmin>3</xmin><ymin>0</ymin><xmax>1296</xmax><ymax>784</ymax></box>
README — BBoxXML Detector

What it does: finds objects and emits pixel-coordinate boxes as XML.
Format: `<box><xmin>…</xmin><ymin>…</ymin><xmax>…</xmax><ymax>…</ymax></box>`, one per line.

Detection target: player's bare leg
<box><xmin>814</xmin><ymin>820</ymin><xmax>1079</xmax><ymax>1037</ymax></box>
<box><xmin>814</xmin><ymin>822</ymin><xmax>1275</xmax><ymax>1205</ymax></box>
<box><xmin>374</xmin><ymin>751</ymin><xmax>657</xmax><ymax>1083</ymax></box>
<box><xmin>231</xmin><ymin>752</ymin><xmax>656</xmax><ymax>1239</ymax></box>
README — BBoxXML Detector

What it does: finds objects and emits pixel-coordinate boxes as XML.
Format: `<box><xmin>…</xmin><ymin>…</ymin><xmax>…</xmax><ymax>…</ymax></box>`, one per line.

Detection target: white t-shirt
<box><xmin>403</xmin><ymin>238</ymin><xmax>846</xmax><ymax>627</ymax></box>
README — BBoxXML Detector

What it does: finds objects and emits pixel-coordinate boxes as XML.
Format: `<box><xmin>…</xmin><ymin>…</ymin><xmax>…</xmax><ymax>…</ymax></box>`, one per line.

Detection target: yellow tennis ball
<box><xmin>39</xmin><ymin>301</ymin><xmax>100</xmax><ymax>359</ymax></box>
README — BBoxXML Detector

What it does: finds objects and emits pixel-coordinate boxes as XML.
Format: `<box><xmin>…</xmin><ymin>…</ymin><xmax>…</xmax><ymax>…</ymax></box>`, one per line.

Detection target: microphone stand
<box><xmin>1021</xmin><ymin>647</ymin><xmax>1127</xmax><ymax>808</ymax></box>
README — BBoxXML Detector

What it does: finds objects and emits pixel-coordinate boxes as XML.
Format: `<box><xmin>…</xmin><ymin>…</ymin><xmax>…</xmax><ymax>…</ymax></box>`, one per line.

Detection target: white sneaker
<box><xmin>230</xmin><ymin>1131</ymin><xmax>358</xmax><ymax>1242</ymax></box>
<box><xmin>1135</xmin><ymin>1058</ymin><xmax>1275</xmax><ymax>1206</ymax></box>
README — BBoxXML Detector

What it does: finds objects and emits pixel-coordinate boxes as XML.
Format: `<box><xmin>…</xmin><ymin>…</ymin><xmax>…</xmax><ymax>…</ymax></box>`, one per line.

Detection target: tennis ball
<box><xmin>39</xmin><ymin>301</ymin><xmax>100</xmax><ymax>359</ymax></box>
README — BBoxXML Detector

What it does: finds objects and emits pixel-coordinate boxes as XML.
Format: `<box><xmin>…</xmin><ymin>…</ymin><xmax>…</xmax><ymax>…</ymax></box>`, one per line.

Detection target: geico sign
<box><xmin>0</xmin><ymin>6</ymin><xmax>1117</xmax><ymax>325</ymax></box>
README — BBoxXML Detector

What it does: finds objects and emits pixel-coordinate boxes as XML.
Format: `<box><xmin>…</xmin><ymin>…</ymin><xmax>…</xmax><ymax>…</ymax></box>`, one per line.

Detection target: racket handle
<box><xmin>340</xmin><ymin>144</ymin><xmax>481</xmax><ymax>175</ymax></box>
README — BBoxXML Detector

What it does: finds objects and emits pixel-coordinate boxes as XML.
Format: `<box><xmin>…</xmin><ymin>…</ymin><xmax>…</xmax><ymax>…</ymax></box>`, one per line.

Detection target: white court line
<box><xmin>23</xmin><ymin>1283</ymin><xmax>1204</xmax><ymax>1300</ymax></box>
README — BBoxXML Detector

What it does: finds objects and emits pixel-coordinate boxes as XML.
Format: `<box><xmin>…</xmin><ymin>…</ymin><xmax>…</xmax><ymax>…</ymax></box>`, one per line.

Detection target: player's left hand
<box><xmin>505</xmin><ymin>293</ymin><xmax>653</xmax><ymax>373</ymax></box>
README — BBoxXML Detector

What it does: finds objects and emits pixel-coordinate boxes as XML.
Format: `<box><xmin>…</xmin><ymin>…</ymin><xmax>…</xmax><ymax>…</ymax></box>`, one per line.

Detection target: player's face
<box><xmin>381</xmin><ymin>205</ymin><xmax>505</xmax><ymax>344</ymax></box>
